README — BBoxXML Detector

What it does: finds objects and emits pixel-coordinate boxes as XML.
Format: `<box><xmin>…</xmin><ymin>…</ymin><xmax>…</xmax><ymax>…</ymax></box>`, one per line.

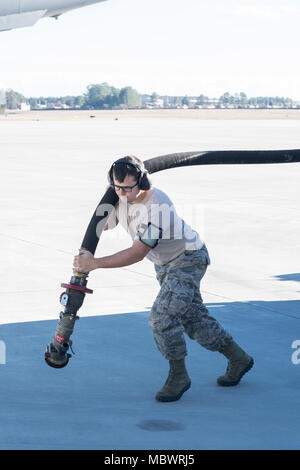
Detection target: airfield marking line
<box><xmin>203</xmin><ymin>289</ymin><xmax>300</xmax><ymax>321</ymax></box>
<box><xmin>0</xmin><ymin>232</ymin><xmax>72</xmax><ymax>254</ymax></box>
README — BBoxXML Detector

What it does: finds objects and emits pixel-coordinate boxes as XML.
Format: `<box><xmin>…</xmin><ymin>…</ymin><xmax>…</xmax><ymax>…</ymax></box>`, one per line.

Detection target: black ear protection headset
<box><xmin>107</xmin><ymin>157</ymin><xmax>151</xmax><ymax>190</ymax></box>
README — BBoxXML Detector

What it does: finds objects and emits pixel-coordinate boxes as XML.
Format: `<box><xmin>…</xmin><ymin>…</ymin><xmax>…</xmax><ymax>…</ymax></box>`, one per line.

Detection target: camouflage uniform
<box><xmin>149</xmin><ymin>245</ymin><xmax>233</xmax><ymax>360</ymax></box>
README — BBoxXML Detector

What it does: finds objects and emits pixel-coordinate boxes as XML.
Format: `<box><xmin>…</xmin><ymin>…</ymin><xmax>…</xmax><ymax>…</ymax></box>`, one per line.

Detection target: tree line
<box><xmin>5</xmin><ymin>83</ymin><xmax>141</xmax><ymax>110</ymax></box>
<box><xmin>2</xmin><ymin>83</ymin><xmax>298</xmax><ymax>110</ymax></box>
<box><xmin>217</xmin><ymin>92</ymin><xmax>294</xmax><ymax>108</ymax></box>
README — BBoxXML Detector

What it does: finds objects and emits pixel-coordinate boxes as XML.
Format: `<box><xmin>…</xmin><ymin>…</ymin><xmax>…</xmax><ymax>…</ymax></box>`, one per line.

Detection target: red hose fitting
<box><xmin>60</xmin><ymin>283</ymin><xmax>93</xmax><ymax>294</ymax></box>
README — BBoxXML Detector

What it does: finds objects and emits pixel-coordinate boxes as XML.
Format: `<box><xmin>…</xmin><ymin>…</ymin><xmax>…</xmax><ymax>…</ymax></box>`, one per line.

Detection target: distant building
<box><xmin>155</xmin><ymin>98</ymin><xmax>164</xmax><ymax>108</ymax></box>
<box><xmin>162</xmin><ymin>96</ymin><xmax>178</xmax><ymax>108</ymax></box>
<box><xmin>18</xmin><ymin>102</ymin><xmax>31</xmax><ymax>111</ymax></box>
<box><xmin>141</xmin><ymin>95</ymin><xmax>152</xmax><ymax>108</ymax></box>
<box><xmin>141</xmin><ymin>94</ymin><xmax>164</xmax><ymax>109</ymax></box>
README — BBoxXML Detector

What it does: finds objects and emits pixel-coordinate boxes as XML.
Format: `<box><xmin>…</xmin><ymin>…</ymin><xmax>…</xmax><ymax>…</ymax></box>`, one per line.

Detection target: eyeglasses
<box><xmin>113</xmin><ymin>182</ymin><xmax>139</xmax><ymax>193</ymax></box>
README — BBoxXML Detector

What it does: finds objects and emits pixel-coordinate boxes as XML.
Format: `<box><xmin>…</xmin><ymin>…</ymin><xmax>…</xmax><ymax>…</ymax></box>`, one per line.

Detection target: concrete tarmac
<box><xmin>0</xmin><ymin>112</ymin><xmax>299</xmax><ymax>449</ymax></box>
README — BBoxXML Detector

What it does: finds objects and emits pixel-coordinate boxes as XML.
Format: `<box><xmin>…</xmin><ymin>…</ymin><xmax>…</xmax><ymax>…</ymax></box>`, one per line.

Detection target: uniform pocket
<box><xmin>184</xmin><ymin>245</ymin><xmax>210</xmax><ymax>266</ymax></box>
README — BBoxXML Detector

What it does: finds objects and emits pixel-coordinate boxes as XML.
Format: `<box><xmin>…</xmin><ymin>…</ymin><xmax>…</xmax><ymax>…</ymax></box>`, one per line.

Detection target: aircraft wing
<box><xmin>0</xmin><ymin>10</ymin><xmax>47</xmax><ymax>32</ymax></box>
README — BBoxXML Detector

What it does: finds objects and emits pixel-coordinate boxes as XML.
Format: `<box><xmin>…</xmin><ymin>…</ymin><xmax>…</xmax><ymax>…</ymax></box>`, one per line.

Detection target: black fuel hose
<box><xmin>81</xmin><ymin>148</ymin><xmax>300</xmax><ymax>254</ymax></box>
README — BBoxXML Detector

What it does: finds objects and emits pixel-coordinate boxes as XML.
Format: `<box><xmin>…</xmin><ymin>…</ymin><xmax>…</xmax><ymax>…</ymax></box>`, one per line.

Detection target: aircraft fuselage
<box><xmin>0</xmin><ymin>0</ymin><xmax>107</xmax><ymax>31</ymax></box>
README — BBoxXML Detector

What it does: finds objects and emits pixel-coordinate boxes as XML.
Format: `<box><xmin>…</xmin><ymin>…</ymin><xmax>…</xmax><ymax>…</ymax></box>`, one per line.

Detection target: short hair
<box><xmin>112</xmin><ymin>155</ymin><xmax>144</xmax><ymax>183</ymax></box>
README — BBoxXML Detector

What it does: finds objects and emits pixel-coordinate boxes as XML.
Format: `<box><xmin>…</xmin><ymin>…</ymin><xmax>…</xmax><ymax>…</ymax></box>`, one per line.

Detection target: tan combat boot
<box><xmin>218</xmin><ymin>341</ymin><xmax>254</xmax><ymax>386</ymax></box>
<box><xmin>156</xmin><ymin>359</ymin><xmax>191</xmax><ymax>402</ymax></box>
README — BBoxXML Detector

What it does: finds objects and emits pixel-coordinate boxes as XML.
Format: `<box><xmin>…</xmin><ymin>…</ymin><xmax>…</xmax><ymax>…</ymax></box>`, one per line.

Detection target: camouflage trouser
<box><xmin>149</xmin><ymin>245</ymin><xmax>233</xmax><ymax>360</ymax></box>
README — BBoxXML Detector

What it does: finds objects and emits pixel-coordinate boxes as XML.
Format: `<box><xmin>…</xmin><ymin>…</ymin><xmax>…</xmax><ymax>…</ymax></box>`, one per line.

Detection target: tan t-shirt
<box><xmin>113</xmin><ymin>187</ymin><xmax>203</xmax><ymax>266</ymax></box>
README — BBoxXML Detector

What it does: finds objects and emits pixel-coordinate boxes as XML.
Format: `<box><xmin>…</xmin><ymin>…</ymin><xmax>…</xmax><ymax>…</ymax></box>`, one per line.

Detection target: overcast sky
<box><xmin>1</xmin><ymin>0</ymin><xmax>300</xmax><ymax>99</ymax></box>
